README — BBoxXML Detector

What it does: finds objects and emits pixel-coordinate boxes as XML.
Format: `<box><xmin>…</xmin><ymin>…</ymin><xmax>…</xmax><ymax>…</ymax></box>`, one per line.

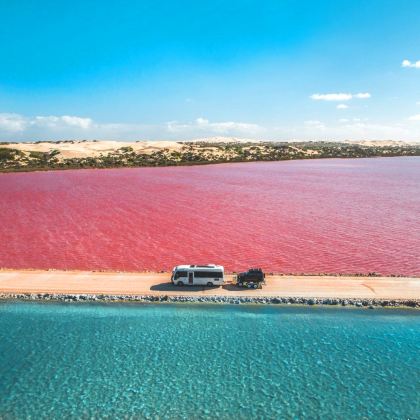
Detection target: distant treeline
<box><xmin>1</xmin><ymin>141</ymin><xmax>420</xmax><ymax>172</ymax></box>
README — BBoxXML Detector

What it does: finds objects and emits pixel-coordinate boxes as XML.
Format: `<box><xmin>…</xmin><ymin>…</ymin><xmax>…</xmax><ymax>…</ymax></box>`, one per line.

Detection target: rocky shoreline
<box><xmin>1</xmin><ymin>293</ymin><xmax>419</xmax><ymax>308</ymax></box>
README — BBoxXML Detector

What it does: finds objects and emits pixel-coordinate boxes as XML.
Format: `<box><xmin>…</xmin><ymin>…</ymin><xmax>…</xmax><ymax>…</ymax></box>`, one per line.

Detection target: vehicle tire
<box><xmin>177</xmin><ymin>281</ymin><xmax>184</xmax><ymax>286</ymax></box>
<box><xmin>247</xmin><ymin>283</ymin><xmax>253</xmax><ymax>288</ymax></box>
<box><xmin>253</xmin><ymin>284</ymin><xmax>258</xmax><ymax>289</ymax></box>
<box><xmin>207</xmin><ymin>282</ymin><xmax>213</xmax><ymax>287</ymax></box>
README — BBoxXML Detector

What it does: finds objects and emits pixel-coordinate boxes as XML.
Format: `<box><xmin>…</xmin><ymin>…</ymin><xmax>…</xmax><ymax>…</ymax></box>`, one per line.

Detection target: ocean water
<box><xmin>1</xmin><ymin>157</ymin><xmax>420</xmax><ymax>275</ymax></box>
<box><xmin>0</xmin><ymin>303</ymin><xmax>419</xmax><ymax>419</ymax></box>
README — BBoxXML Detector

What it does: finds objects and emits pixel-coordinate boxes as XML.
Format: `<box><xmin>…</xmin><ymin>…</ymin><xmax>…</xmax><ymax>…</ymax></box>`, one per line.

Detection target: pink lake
<box><xmin>1</xmin><ymin>157</ymin><xmax>419</xmax><ymax>275</ymax></box>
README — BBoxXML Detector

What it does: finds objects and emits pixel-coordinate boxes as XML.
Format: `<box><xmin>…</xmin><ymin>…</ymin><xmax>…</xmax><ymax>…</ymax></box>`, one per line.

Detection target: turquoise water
<box><xmin>0</xmin><ymin>303</ymin><xmax>419</xmax><ymax>419</ymax></box>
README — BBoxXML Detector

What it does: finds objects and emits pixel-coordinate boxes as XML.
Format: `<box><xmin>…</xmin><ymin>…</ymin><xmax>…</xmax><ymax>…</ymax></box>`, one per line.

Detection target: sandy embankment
<box><xmin>2</xmin><ymin>140</ymin><xmax>184</xmax><ymax>159</ymax></box>
<box><xmin>0</xmin><ymin>270</ymin><xmax>419</xmax><ymax>300</ymax></box>
<box><xmin>3</xmin><ymin>139</ymin><xmax>416</xmax><ymax>160</ymax></box>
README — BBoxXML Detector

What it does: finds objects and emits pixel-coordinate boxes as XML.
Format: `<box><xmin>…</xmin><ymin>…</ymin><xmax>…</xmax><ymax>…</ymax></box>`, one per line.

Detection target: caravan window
<box><xmin>174</xmin><ymin>271</ymin><xmax>188</xmax><ymax>279</ymax></box>
<box><xmin>193</xmin><ymin>271</ymin><xmax>223</xmax><ymax>278</ymax></box>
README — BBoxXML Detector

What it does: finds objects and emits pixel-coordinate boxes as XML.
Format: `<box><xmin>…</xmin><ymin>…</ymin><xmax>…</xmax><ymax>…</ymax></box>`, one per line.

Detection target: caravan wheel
<box><xmin>177</xmin><ymin>281</ymin><xmax>184</xmax><ymax>286</ymax></box>
<box><xmin>207</xmin><ymin>282</ymin><xmax>214</xmax><ymax>287</ymax></box>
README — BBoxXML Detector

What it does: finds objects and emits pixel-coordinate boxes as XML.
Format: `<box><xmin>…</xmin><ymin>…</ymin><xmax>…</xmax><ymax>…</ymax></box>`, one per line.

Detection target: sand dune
<box><xmin>2</xmin><ymin>140</ymin><xmax>183</xmax><ymax>159</ymax></box>
<box><xmin>2</xmin><ymin>139</ymin><xmax>416</xmax><ymax>160</ymax></box>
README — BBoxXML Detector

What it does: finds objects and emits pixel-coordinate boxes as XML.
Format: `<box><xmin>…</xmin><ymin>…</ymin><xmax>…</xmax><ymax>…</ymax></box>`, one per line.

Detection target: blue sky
<box><xmin>0</xmin><ymin>0</ymin><xmax>420</xmax><ymax>141</ymax></box>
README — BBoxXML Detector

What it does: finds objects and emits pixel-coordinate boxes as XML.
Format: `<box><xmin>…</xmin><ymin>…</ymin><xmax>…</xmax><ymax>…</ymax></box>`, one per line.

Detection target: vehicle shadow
<box><xmin>222</xmin><ymin>284</ymin><xmax>248</xmax><ymax>292</ymax></box>
<box><xmin>150</xmin><ymin>282</ymin><xmax>205</xmax><ymax>293</ymax></box>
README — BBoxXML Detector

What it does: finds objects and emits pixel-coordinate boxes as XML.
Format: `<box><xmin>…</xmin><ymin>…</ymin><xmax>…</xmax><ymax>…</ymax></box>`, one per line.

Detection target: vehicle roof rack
<box><xmin>189</xmin><ymin>264</ymin><xmax>217</xmax><ymax>268</ymax></box>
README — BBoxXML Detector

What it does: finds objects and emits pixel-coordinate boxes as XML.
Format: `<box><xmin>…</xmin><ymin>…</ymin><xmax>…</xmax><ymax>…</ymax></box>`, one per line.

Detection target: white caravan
<box><xmin>171</xmin><ymin>264</ymin><xmax>225</xmax><ymax>287</ymax></box>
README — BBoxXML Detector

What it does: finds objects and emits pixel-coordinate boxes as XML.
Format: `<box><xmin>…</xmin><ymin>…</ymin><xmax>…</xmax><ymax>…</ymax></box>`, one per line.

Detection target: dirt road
<box><xmin>0</xmin><ymin>270</ymin><xmax>419</xmax><ymax>300</ymax></box>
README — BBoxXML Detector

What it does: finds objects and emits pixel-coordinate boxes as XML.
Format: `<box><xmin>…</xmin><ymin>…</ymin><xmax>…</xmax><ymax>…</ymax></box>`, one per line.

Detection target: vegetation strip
<box><xmin>2</xmin><ymin>140</ymin><xmax>420</xmax><ymax>172</ymax></box>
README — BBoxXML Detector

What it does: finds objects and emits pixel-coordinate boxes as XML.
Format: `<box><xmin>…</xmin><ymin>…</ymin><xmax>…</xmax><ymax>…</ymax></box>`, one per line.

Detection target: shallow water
<box><xmin>0</xmin><ymin>303</ymin><xmax>419</xmax><ymax>418</ymax></box>
<box><xmin>1</xmin><ymin>157</ymin><xmax>420</xmax><ymax>274</ymax></box>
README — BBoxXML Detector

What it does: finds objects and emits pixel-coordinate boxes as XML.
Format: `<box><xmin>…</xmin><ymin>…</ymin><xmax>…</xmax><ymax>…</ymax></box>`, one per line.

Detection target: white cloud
<box><xmin>60</xmin><ymin>115</ymin><xmax>93</xmax><ymax>129</ymax></box>
<box><xmin>1</xmin><ymin>112</ymin><xmax>420</xmax><ymax>142</ymax></box>
<box><xmin>339</xmin><ymin>121</ymin><xmax>411</xmax><ymax>138</ymax></box>
<box><xmin>339</xmin><ymin>117</ymin><xmax>368</xmax><ymax>123</ymax></box>
<box><xmin>311</xmin><ymin>93</ymin><xmax>352</xmax><ymax>101</ymax></box>
<box><xmin>354</xmin><ymin>92</ymin><xmax>371</xmax><ymax>99</ymax></box>
<box><xmin>0</xmin><ymin>113</ymin><xmax>27</xmax><ymax>132</ymax></box>
<box><xmin>311</xmin><ymin>92</ymin><xmax>371</xmax><ymax>101</ymax></box>
<box><xmin>167</xmin><ymin>117</ymin><xmax>262</xmax><ymax>135</ymax></box>
<box><xmin>0</xmin><ymin>114</ymin><xmax>93</xmax><ymax>134</ymax></box>
<box><xmin>33</xmin><ymin>115</ymin><xmax>93</xmax><ymax>129</ymax></box>
<box><xmin>336</xmin><ymin>104</ymin><xmax>348</xmax><ymax>109</ymax></box>
<box><xmin>304</xmin><ymin>120</ymin><xmax>325</xmax><ymax>129</ymax></box>
<box><xmin>402</xmin><ymin>59</ymin><xmax>420</xmax><ymax>68</ymax></box>
<box><xmin>0</xmin><ymin>113</ymin><xmax>263</xmax><ymax>141</ymax></box>
<box><xmin>0</xmin><ymin>113</ymin><xmax>120</xmax><ymax>141</ymax></box>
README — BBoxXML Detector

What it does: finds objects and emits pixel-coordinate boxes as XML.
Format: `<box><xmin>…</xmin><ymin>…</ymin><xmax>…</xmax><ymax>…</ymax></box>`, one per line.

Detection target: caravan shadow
<box><xmin>150</xmin><ymin>282</ymin><xmax>205</xmax><ymax>293</ymax></box>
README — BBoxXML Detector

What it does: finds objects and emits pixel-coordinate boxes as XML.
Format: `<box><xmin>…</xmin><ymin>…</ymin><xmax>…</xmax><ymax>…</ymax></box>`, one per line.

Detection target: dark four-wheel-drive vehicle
<box><xmin>235</xmin><ymin>268</ymin><xmax>266</xmax><ymax>289</ymax></box>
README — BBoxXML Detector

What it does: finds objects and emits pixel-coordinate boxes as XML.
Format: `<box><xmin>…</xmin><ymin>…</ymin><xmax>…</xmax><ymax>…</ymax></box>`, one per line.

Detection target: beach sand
<box><xmin>0</xmin><ymin>270</ymin><xmax>418</xmax><ymax>300</ymax></box>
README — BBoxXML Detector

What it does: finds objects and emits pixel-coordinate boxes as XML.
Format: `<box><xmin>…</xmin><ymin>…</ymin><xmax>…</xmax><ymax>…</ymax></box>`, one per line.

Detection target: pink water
<box><xmin>1</xmin><ymin>157</ymin><xmax>419</xmax><ymax>275</ymax></box>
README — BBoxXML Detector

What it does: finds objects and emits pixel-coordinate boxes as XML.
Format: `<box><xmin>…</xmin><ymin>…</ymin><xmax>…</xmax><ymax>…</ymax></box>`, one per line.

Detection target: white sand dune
<box><xmin>2</xmin><ymin>140</ymin><xmax>183</xmax><ymax>159</ymax></box>
<box><xmin>1</xmin><ymin>138</ymin><xmax>416</xmax><ymax>160</ymax></box>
